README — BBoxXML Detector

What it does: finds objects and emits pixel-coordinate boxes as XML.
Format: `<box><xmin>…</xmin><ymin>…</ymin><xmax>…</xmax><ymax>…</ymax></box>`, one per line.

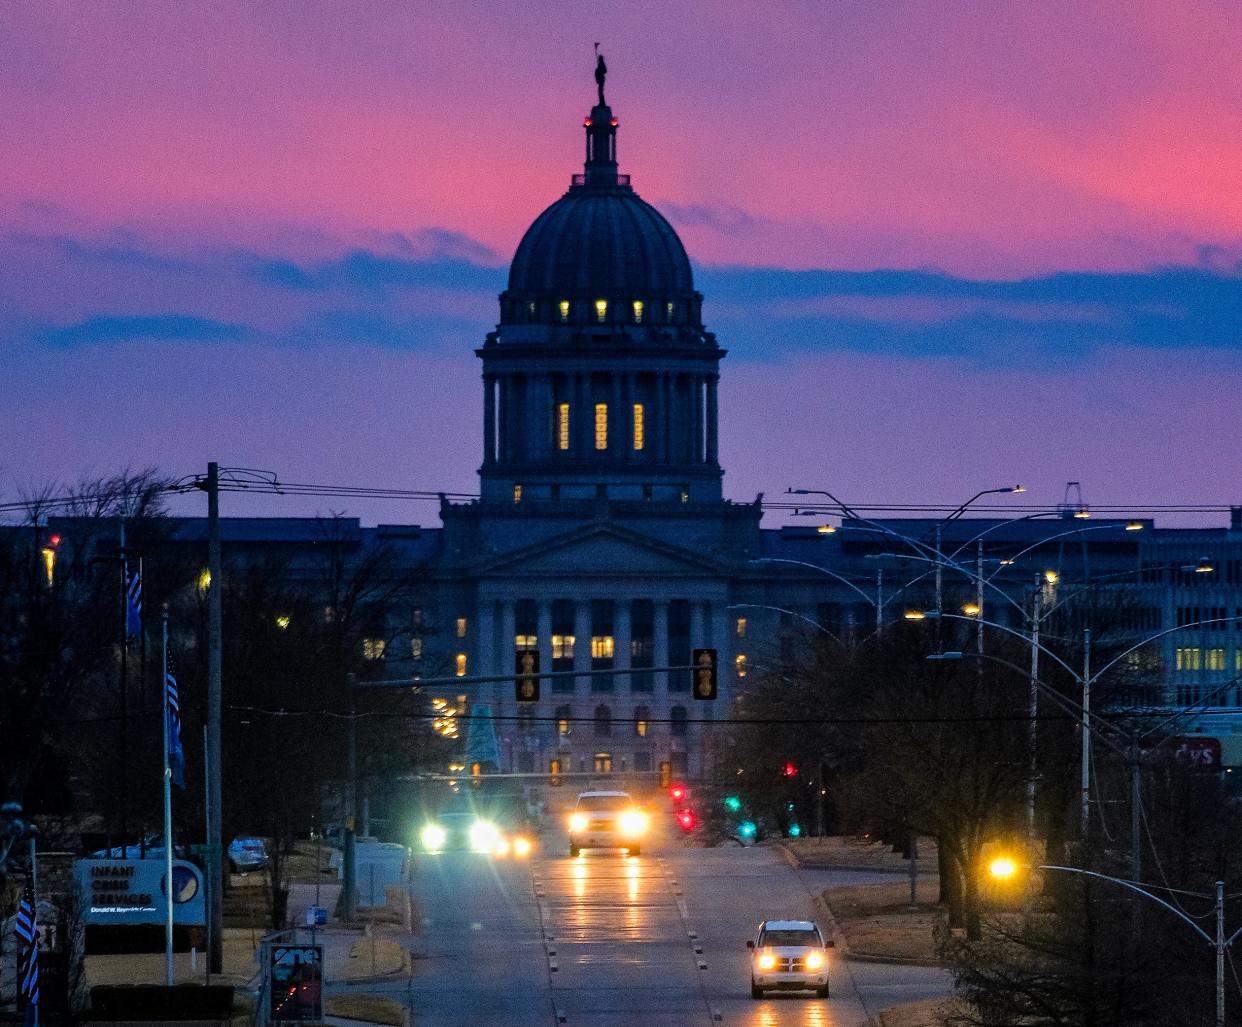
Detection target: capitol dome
<box><xmin>499</xmin><ymin>83</ymin><xmax>700</xmax><ymax>329</ymax></box>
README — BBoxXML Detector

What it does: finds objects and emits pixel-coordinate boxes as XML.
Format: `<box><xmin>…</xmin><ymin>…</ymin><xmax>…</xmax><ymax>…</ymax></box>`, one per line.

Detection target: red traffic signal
<box><xmin>781</xmin><ymin>762</ymin><xmax>798</xmax><ymax>778</ymax></box>
<box><xmin>676</xmin><ymin>808</ymin><xmax>697</xmax><ymax>832</ymax></box>
<box><xmin>669</xmin><ymin>782</ymin><xmax>687</xmax><ymax>803</ymax></box>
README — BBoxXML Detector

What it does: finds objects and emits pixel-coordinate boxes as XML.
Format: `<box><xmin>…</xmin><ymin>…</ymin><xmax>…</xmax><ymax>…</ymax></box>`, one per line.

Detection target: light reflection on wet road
<box><xmin>404</xmin><ymin>838</ymin><xmax>949</xmax><ymax>1026</ymax></box>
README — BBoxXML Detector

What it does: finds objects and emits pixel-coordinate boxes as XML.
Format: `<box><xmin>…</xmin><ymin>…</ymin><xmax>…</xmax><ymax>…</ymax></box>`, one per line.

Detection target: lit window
<box><xmin>1237</xmin><ymin>650</ymin><xmax>1242</xmax><ymax>671</ymax></box>
<box><xmin>556</xmin><ymin>705</ymin><xmax>572</xmax><ymax>735</ymax></box>
<box><xmin>559</xmin><ymin>300</ymin><xmax>570</xmax><ymax>322</ymax></box>
<box><xmin>591</xmin><ymin>635</ymin><xmax>615</xmax><ymax>659</ymax></box>
<box><xmin>558</xmin><ymin>403</ymin><xmax>570</xmax><ymax>450</ymax></box>
<box><xmin>527</xmin><ymin>301</ymin><xmax>536</xmax><ymax>320</ymax></box>
<box><xmin>552</xmin><ymin>634</ymin><xmax>575</xmax><ymax>660</ymax></box>
<box><xmin>736</xmin><ymin>617</ymin><xmax>747</xmax><ymax>638</ymax></box>
<box><xmin>275</xmin><ymin>614</ymin><xmax>291</xmax><ymax>630</ymax></box>
<box><xmin>411</xmin><ymin>637</ymin><xmax>423</xmax><ymax>659</ymax></box>
<box><xmin>632</xmin><ymin>404</ymin><xmax>644</xmax><ymax>450</ymax></box>
<box><xmin>40</xmin><ymin>547</ymin><xmax>55</xmax><ymax>586</ymax></box>
<box><xmin>666</xmin><ymin>301</ymin><xmax>675</xmax><ymax>322</ymax></box>
<box><xmin>362</xmin><ymin>638</ymin><xmax>386</xmax><ymax>661</ymax></box>
<box><xmin>515</xmin><ymin>634</ymin><xmax>537</xmax><ymax>648</ymax></box>
<box><xmin>513</xmin><ymin>484</ymin><xmax>522</xmax><ymax>504</ymax></box>
<box><xmin>594</xmin><ymin>752</ymin><xmax>613</xmax><ymax>773</ymax></box>
<box><xmin>735</xmin><ymin>653</ymin><xmax>748</xmax><ymax>678</ymax></box>
<box><xmin>455</xmin><ymin>652</ymin><xmax>468</xmax><ymax>677</ymax></box>
<box><xmin>595</xmin><ymin>299</ymin><xmax>608</xmax><ymax>323</ymax></box>
<box><xmin>456</xmin><ymin>617</ymin><xmax>468</xmax><ymax>638</ymax></box>
<box><xmin>1176</xmin><ymin>647</ymin><xmax>1202</xmax><ymax>671</ymax></box>
<box><xmin>324</xmin><ymin>605</ymin><xmax>336</xmax><ymax>624</ymax></box>
<box><xmin>1208</xmin><ymin>648</ymin><xmax>1226</xmax><ymax>671</ymax></box>
<box><xmin>595</xmin><ymin>403</ymin><xmax>608</xmax><ymax>449</ymax></box>
<box><xmin>634</xmin><ymin>706</ymin><xmax>650</xmax><ymax>737</ymax></box>
<box><xmin>198</xmin><ymin>568</ymin><xmax>212</xmax><ymax>596</ymax></box>
<box><xmin>632</xmin><ymin>300</ymin><xmax>644</xmax><ymax>323</ymax></box>
<box><xmin>679</xmin><ymin>488</ymin><xmax>690</xmax><ymax>504</ymax></box>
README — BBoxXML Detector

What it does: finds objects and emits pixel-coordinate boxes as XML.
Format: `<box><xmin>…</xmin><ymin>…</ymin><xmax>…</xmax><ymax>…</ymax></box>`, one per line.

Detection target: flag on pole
<box><xmin>166</xmin><ymin>650</ymin><xmax>186</xmax><ymax>789</ymax></box>
<box><xmin>125</xmin><ymin>562</ymin><xmax>142</xmax><ymax>638</ymax></box>
<box><xmin>15</xmin><ymin>886</ymin><xmax>39</xmax><ymax>1023</ymax></box>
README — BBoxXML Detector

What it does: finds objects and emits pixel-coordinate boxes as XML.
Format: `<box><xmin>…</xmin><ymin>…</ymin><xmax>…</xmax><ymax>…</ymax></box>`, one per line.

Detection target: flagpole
<box><xmin>29</xmin><ymin>834</ymin><xmax>38</xmax><ymax>1027</ymax></box>
<box><xmin>162</xmin><ymin>605</ymin><xmax>174</xmax><ymax>986</ymax></box>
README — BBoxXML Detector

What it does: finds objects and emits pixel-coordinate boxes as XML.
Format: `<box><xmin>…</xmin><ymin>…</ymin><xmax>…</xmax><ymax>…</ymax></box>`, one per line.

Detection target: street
<box><xmin>386</xmin><ymin>833</ymin><xmax>951</xmax><ymax>1026</ymax></box>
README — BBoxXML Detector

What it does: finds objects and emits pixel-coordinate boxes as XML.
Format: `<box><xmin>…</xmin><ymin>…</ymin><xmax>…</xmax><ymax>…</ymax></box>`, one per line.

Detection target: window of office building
<box><xmin>410</xmin><ymin>637</ymin><xmax>423</xmax><ymax>660</ymax></box>
<box><xmin>594</xmin><ymin>752</ymin><xmax>613</xmax><ymax>773</ymax></box>
<box><xmin>595</xmin><ymin>299</ymin><xmax>608</xmax><ymax>323</ymax></box>
<box><xmin>632</xmin><ymin>404</ymin><xmax>644</xmax><ymax>450</ymax></box>
<box><xmin>557</xmin><ymin>403</ymin><xmax>570</xmax><ymax>450</ymax></box>
<box><xmin>633</xmin><ymin>705</ymin><xmax>650</xmax><ymax>737</ymax></box>
<box><xmin>1208</xmin><ymin>648</ymin><xmax>1226</xmax><ymax>671</ymax></box>
<box><xmin>634</xmin><ymin>751</ymin><xmax>651</xmax><ymax>773</ymax></box>
<box><xmin>630</xmin><ymin>599</ymin><xmax>654</xmax><ymax>693</ymax></box>
<box><xmin>736</xmin><ymin>616</ymin><xmax>747</xmax><ymax>638</ymax></box>
<box><xmin>591</xmin><ymin>599</ymin><xmax>615</xmax><ymax>689</ymax></box>
<box><xmin>594</xmin><ymin>704</ymin><xmax>612</xmax><ymax>737</ymax></box>
<box><xmin>556</xmin><ymin>705</ymin><xmax>572</xmax><ymax>736</ymax></box>
<box><xmin>668</xmin><ymin>600</ymin><xmax>691</xmax><ymax>692</ymax></box>
<box><xmin>632</xmin><ymin>300</ymin><xmax>644</xmax><ymax>324</ymax></box>
<box><xmin>595</xmin><ymin>403</ymin><xmax>608</xmax><ymax>449</ymax></box>
<box><xmin>559</xmin><ymin>300</ymin><xmax>570</xmax><ymax>322</ymax></box>
<box><xmin>670</xmin><ymin>705</ymin><xmax>688</xmax><ymax>737</ymax></box>
<box><xmin>552</xmin><ymin>599</ymin><xmax>575</xmax><ymax>692</ymax></box>
<box><xmin>362</xmin><ymin>638</ymin><xmax>385</xmax><ymax>661</ymax></box>
<box><xmin>455</xmin><ymin>617</ymin><xmax>468</xmax><ymax>638</ymax></box>
<box><xmin>515</xmin><ymin>598</ymin><xmax>537</xmax><ymax>650</ymax></box>
<box><xmin>455</xmin><ymin>652</ymin><xmax>467</xmax><ymax>676</ymax></box>
<box><xmin>735</xmin><ymin>653</ymin><xmax>748</xmax><ymax>678</ymax></box>
<box><xmin>1176</xmin><ymin>647</ymin><xmax>1202</xmax><ymax>671</ymax></box>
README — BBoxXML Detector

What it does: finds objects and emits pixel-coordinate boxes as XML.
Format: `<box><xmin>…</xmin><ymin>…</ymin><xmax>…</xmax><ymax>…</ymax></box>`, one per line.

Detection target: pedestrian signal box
<box><xmin>515</xmin><ymin>648</ymin><xmax>540</xmax><ymax>702</ymax></box>
<box><xmin>658</xmin><ymin>760</ymin><xmax>672</xmax><ymax>788</ymax></box>
<box><xmin>549</xmin><ymin>758</ymin><xmax>563</xmax><ymax>787</ymax></box>
<box><xmin>692</xmin><ymin>648</ymin><xmax>718</xmax><ymax>700</ymax></box>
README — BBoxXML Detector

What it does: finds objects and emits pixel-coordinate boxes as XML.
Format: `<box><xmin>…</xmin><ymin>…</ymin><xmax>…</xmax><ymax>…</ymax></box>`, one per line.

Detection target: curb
<box><xmin>844</xmin><ymin>951</ymin><xmax>944</xmax><ymax>968</ymax></box>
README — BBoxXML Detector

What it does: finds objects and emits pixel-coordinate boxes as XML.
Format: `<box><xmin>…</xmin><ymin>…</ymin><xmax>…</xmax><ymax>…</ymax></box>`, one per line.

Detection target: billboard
<box><xmin>74</xmin><ymin>859</ymin><xmax>206</xmax><ymax>926</ymax></box>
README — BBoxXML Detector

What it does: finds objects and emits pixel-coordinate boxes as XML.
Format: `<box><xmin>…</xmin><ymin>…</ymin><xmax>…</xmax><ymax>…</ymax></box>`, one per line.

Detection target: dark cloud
<box><xmin>661</xmin><ymin>202</ymin><xmax>757</xmax><ymax>233</ymax></box>
<box><xmin>37</xmin><ymin>314</ymin><xmax>250</xmax><ymax>348</ymax></box>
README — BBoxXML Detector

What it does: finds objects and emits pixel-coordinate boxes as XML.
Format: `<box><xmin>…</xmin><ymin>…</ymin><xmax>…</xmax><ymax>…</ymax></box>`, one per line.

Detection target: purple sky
<box><xmin>3</xmin><ymin>2</ymin><xmax>1241</xmax><ymax>525</ymax></box>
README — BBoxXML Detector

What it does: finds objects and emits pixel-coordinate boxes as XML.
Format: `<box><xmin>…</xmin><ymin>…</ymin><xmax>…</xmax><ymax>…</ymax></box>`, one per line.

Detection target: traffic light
<box><xmin>670</xmin><ymin>782</ymin><xmax>687</xmax><ymax>804</ymax></box>
<box><xmin>723</xmin><ymin>795</ymin><xmax>742</xmax><ymax>813</ymax></box>
<box><xmin>676</xmin><ymin>808</ymin><xmax>697</xmax><ymax>832</ymax></box>
<box><xmin>515</xmin><ymin>648</ymin><xmax>540</xmax><ymax>702</ymax></box>
<box><xmin>658</xmin><ymin>760</ymin><xmax>672</xmax><ymax>788</ymax></box>
<box><xmin>781</xmin><ymin>761</ymin><xmax>799</xmax><ymax>778</ymax></box>
<box><xmin>549</xmin><ymin>758</ymin><xmax>562</xmax><ymax>787</ymax></box>
<box><xmin>470</xmin><ymin>761</ymin><xmax>482</xmax><ymax>789</ymax></box>
<box><xmin>692</xmin><ymin>648</ymin><xmax>717</xmax><ymax>700</ymax></box>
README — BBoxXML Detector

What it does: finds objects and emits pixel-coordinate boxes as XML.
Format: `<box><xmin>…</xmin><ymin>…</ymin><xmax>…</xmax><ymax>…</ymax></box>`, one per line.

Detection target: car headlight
<box><xmin>513</xmin><ymin>836</ymin><xmax>532</xmax><ymax>858</ymax></box>
<box><xmin>421</xmin><ymin>824</ymin><xmax>446</xmax><ymax>851</ymax></box>
<box><xmin>619</xmin><ymin>810</ymin><xmax>648</xmax><ymax>836</ymax></box>
<box><xmin>568</xmin><ymin>813</ymin><xmax>588</xmax><ymax>833</ymax></box>
<box><xmin>493</xmin><ymin>837</ymin><xmax>511</xmax><ymax>858</ymax></box>
<box><xmin>757</xmin><ymin>952</ymin><xmax>776</xmax><ymax>970</ymax></box>
<box><xmin>469</xmin><ymin>820</ymin><xmax>499</xmax><ymax>852</ymax></box>
<box><xmin>804</xmin><ymin>950</ymin><xmax>825</xmax><ymax>970</ymax></box>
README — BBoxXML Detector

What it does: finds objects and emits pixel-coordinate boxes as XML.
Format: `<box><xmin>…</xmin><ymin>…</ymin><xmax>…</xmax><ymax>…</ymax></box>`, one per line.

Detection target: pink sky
<box><xmin>1</xmin><ymin>2</ymin><xmax>1240</xmax><ymax>524</ymax></box>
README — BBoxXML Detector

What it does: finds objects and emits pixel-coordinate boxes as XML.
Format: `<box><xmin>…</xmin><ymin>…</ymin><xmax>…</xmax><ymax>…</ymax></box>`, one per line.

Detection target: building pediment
<box><xmin>470</xmin><ymin>523</ymin><xmax>725</xmax><ymax>578</ymax></box>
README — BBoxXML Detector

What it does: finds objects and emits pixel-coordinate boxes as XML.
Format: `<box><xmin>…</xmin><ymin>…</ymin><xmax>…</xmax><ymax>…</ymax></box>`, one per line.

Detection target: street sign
<box><xmin>269</xmin><ymin>944</ymin><xmax>323</xmax><ymax>1022</ymax></box>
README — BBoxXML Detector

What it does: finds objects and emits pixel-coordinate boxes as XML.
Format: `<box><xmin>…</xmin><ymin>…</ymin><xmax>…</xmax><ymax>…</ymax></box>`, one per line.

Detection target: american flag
<box><xmin>166</xmin><ymin>649</ymin><xmax>185</xmax><ymax>789</ymax></box>
<box><xmin>15</xmin><ymin>885</ymin><xmax>39</xmax><ymax>1021</ymax></box>
<box><xmin>125</xmin><ymin>562</ymin><xmax>142</xmax><ymax>638</ymax></box>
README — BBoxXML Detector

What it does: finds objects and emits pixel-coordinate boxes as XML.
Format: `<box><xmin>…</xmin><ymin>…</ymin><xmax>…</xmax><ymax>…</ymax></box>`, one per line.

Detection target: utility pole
<box><xmin>119</xmin><ymin>519</ymin><xmax>129</xmax><ymax>852</ymax></box>
<box><xmin>205</xmin><ymin>462</ymin><xmax>223</xmax><ymax>974</ymax></box>
<box><xmin>343</xmin><ymin>686</ymin><xmax>358</xmax><ymax>921</ymax></box>
<box><xmin>1026</xmin><ymin>583</ymin><xmax>1041</xmax><ymax>840</ymax></box>
<box><xmin>1080</xmin><ymin>627</ymin><xmax>1092</xmax><ymax>839</ymax></box>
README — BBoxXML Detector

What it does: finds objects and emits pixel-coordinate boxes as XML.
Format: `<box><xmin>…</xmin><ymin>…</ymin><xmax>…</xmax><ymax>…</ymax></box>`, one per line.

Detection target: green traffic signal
<box><xmin>723</xmin><ymin>795</ymin><xmax>742</xmax><ymax>813</ymax></box>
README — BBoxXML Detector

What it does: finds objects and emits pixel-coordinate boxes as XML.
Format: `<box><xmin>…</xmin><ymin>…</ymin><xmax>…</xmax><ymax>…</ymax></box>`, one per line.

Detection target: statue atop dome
<box><xmin>594</xmin><ymin>43</ymin><xmax>607</xmax><ymax>106</ymax></box>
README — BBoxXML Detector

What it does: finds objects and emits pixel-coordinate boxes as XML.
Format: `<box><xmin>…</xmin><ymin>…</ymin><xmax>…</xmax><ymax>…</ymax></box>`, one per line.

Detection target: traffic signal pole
<box><xmin>204</xmin><ymin>462</ymin><xmax>223</xmax><ymax>974</ymax></box>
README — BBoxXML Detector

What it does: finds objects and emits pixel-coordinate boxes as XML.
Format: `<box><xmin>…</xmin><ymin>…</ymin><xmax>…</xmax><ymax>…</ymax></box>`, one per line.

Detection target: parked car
<box><xmin>228</xmin><ymin>837</ymin><xmax>269</xmax><ymax>873</ymax></box>
<box><xmin>91</xmin><ymin>833</ymin><xmax>185</xmax><ymax>859</ymax></box>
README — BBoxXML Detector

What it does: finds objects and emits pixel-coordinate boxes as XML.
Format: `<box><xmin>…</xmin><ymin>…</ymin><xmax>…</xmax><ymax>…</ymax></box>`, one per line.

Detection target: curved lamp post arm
<box><xmin>870</xmin><ymin>551</ymin><xmax>1028</xmax><ymax>619</ymax></box>
<box><xmin>789</xmin><ymin>489</ymin><xmax>945</xmax><ymax>564</ymax></box>
<box><xmin>725</xmin><ymin>604</ymin><xmax>843</xmax><ymax>646</ymax></box>
<box><xmin>1140</xmin><ymin>671</ymin><xmax>1242</xmax><ymax>742</ymax></box>
<box><xmin>942</xmin><ymin>511</ymin><xmax>1060</xmax><ymax>562</ymax></box>
<box><xmin>1094</xmin><ymin>616</ymin><xmax>1242</xmax><ymax>682</ymax></box>
<box><xmin>1038</xmin><ymin>865</ymin><xmax>1214</xmax><ymax>945</ymax></box>
<box><xmin>749</xmin><ymin>557</ymin><xmax>878</xmax><ymax>606</ymax></box>
<box><xmin>926</xmin><ymin>611</ymin><xmax>1083</xmax><ymax>683</ymax></box>
<box><xmin>986</xmin><ymin>522</ymin><xmax>1143</xmax><ymax>590</ymax></box>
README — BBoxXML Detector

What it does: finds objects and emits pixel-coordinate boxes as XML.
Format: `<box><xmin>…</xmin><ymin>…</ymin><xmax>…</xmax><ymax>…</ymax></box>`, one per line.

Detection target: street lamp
<box><xmin>987</xmin><ymin>860</ymin><xmax>1241</xmax><ymax>1027</ymax></box>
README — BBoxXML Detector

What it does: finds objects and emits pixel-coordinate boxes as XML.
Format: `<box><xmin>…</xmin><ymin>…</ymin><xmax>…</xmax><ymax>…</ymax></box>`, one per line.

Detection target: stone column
<box><xmin>476</xmin><ymin>599</ymin><xmax>496</xmax><ymax>702</ymax></box>
<box><xmin>574</xmin><ymin>598</ymin><xmax>592</xmax><ymax>696</ymax></box>
<box><xmin>689</xmin><ymin>599</ymin><xmax>706</xmax><ymax>653</ymax></box>
<box><xmin>610</xmin><ymin>372</ymin><xmax>622</xmax><ymax>458</ymax></box>
<box><xmin>500</xmin><ymin>600</ymin><xmax>516</xmax><ymax>678</ymax></box>
<box><xmin>653</xmin><ymin>599</ymin><xmax>670</xmax><ymax>693</ymax></box>
<box><xmin>483</xmin><ymin>374</ymin><xmax>496</xmax><ymax>466</ymax></box>
<box><xmin>657</xmin><ymin>373</ymin><xmax>669</xmax><ymax>463</ymax></box>
<box><xmin>621</xmin><ymin>373</ymin><xmax>635</xmax><ymax>463</ymax></box>
<box><xmin>537</xmin><ymin>600</ymin><xmax>554</xmax><ymax>722</ymax></box>
<box><xmin>614</xmin><ymin>598</ymin><xmax>632</xmax><ymax>692</ymax></box>
<box><xmin>706</xmin><ymin>375</ymin><xmax>719</xmax><ymax>466</ymax></box>
<box><xmin>691</xmin><ymin>376</ymin><xmax>703</xmax><ymax>463</ymax></box>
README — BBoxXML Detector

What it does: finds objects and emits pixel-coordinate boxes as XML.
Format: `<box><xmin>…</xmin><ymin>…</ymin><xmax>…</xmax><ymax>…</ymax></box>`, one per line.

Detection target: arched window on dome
<box><xmin>666</xmin><ymin>300</ymin><xmax>676</xmax><ymax>323</ymax></box>
<box><xmin>632</xmin><ymin>300</ymin><xmax>644</xmax><ymax>324</ymax></box>
<box><xmin>595</xmin><ymin>299</ymin><xmax>608</xmax><ymax>323</ymax></box>
<box><xmin>559</xmin><ymin>300</ymin><xmax>570</xmax><ymax>323</ymax></box>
